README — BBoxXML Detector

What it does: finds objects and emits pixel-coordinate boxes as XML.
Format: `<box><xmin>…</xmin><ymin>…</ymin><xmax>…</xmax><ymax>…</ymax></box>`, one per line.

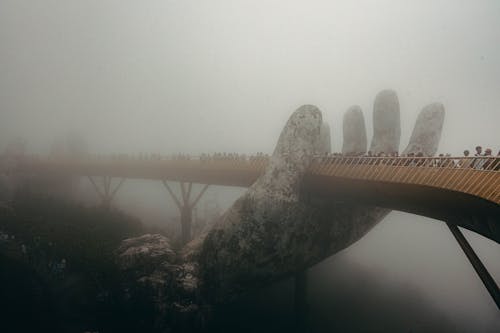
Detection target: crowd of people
<box><xmin>310</xmin><ymin>146</ymin><xmax>499</xmax><ymax>170</ymax></box>
<box><xmin>193</xmin><ymin>149</ymin><xmax>499</xmax><ymax>171</ymax></box>
<box><xmin>5</xmin><ymin>145</ymin><xmax>499</xmax><ymax>171</ymax></box>
<box><xmin>462</xmin><ymin>145</ymin><xmax>497</xmax><ymax>158</ymax></box>
<box><xmin>199</xmin><ymin>152</ymin><xmax>269</xmax><ymax>162</ymax></box>
<box><xmin>459</xmin><ymin>146</ymin><xmax>499</xmax><ymax>170</ymax></box>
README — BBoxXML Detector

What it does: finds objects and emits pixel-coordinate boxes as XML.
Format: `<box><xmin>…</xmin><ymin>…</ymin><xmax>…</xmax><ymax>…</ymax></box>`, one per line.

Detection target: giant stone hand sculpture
<box><xmin>116</xmin><ymin>90</ymin><xmax>445</xmax><ymax>330</ymax></box>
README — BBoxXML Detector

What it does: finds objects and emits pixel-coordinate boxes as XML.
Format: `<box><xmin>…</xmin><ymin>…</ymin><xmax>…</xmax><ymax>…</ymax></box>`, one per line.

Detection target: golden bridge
<box><xmin>6</xmin><ymin>154</ymin><xmax>500</xmax><ymax>308</ymax></box>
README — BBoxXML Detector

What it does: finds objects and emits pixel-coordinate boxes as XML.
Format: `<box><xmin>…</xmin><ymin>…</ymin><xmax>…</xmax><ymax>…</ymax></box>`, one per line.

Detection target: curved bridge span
<box><xmin>8</xmin><ymin>154</ymin><xmax>500</xmax><ymax>308</ymax></box>
<box><xmin>13</xmin><ymin>155</ymin><xmax>500</xmax><ymax>243</ymax></box>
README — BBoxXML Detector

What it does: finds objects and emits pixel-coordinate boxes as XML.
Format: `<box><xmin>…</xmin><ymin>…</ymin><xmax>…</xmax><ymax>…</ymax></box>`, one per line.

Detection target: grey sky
<box><xmin>0</xmin><ymin>1</ymin><xmax>499</xmax><ymax>329</ymax></box>
<box><xmin>1</xmin><ymin>0</ymin><xmax>499</xmax><ymax>155</ymax></box>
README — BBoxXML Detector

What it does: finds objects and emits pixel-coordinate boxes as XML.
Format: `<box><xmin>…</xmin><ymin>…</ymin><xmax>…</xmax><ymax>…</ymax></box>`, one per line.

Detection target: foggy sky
<box><xmin>1</xmin><ymin>0</ymin><xmax>499</xmax><ymax>155</ymax></box>
<box><xmin>1</xmin><ymin>1</ymin><xmax>499</xmax><ymax>331</ymax></box>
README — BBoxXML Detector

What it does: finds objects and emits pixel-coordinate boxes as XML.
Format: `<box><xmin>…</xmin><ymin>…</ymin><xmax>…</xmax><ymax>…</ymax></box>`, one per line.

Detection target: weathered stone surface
<box><xmin>117</xmin><ymin>234</ymin><xmax>176</xmax><ymax>270</ymax></box>
<box><xmin>196</xmin><ymin>103</ymin><xmax>393</xmax><ymax>303</ymax></box>
<box><xmin>403</xmin><ymin>103</ymin><xmax>445</xmax><ymax>156</ymax></box>
<box><xmin>342</xmin><ymin>105</ymin><xmax>367</xmax><ymax>155</ymax></box>
<box><xmin>116</xmin><ymin>233</ymin><xmax>203</xmax><ymax>331</ymax></box>
<box><xmin>369</xmin><ymin>89</ymin><xmax>401</xmax><ymax>154</ymax></box>
<box><xmin>198</xmin><ymin>105</ymin><xmax>323</xmax><ymax>301</ymax></box>
<box><xmin>316</xmin><ymin>122</ymin><xmax>332</xmax><ymax>154</ymax></box>
<box><xmin>248</xmin><ymin>104</ymin><xmax>322</xmax><ymax>203</ymax></box>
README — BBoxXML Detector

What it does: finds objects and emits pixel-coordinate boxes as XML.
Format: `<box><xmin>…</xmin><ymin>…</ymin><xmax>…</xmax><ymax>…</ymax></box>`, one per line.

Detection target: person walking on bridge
<box><xmin>483</xmin><ymin>148</ymin><xmax>493</xmax><ymax>170</ymax></box>
<box><xmin>459</xmin><ymin>150</ymin><xmax>472</xmax><ymax>168</ymax></box>
<box><xmin>473</xmin><ymin>146</ymin><xmax>483</xmax><ymax>169</ymax></box>
<box><xmin>475</xmin><ymin>146</ymin><xmax>483</xmax><ymax>156</ymax></box>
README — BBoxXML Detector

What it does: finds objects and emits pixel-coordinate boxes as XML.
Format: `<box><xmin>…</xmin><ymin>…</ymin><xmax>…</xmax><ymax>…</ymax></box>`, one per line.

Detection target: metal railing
<box><xmin>3</xmin><ymin>154</ymin><xmax>499</xmax><ymax>203</ymax></box>
<box><xmin>309</xmin><ymin>156</ymin><xmax>499</xmax><ymax>203</ymax></box>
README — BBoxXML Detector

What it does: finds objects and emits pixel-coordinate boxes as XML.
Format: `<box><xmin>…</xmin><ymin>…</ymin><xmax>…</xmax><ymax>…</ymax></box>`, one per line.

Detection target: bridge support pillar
<box><xmin>88</xmin><ymin>176</ymin><xmax>126</xmax><ymax>209</ymax></box>
<box><xmin>447</xmin><ymin>223</ymin><xmax>500</xmax><ymax>310</ymax></box>
<box><xmin>162</xmin><ymin>181</ymin><xmax>209</xmax><ymax>245</ymax></box>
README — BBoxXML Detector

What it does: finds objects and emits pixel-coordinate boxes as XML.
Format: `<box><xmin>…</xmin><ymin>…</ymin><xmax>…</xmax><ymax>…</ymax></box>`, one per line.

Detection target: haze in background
<box><xmin>1</xmin><ymin>1</ymin><xmax>499</xmax><ymax>331</ymax></box>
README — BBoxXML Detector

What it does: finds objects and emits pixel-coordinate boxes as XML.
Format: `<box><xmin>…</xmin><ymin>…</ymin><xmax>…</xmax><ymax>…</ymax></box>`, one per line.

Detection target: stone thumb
<box><xmin>249</xmin><ymin>104</ymin><xmax>323</xmax><ymax>202</ymax></box>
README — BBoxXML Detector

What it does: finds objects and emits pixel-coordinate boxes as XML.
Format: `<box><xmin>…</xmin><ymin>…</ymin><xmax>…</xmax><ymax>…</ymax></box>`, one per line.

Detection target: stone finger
<box><xmin>342</xmin><ymin>105</ymin><xmax>368</xmax><ymax>155</ymax></box>
<box><xmin>402</xmin><ymin>103</ymin><xmax>445</xmax><ymax>156</ymax></box>
<box><xmin>369</xmin><ymin>89</ymin><xmax>401</xmax><ymax>154</ymax></box>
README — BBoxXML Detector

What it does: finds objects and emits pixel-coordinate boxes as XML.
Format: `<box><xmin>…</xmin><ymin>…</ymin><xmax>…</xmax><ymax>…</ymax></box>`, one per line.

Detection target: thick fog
<box><xmin>1</xmin><ymin>0</ymin><xmax>499</xmax><ymax>331</ymax></box>
<box><xmin>1</xmin><ymin>0</ymin><xmax>500</xmax><ymax>154</ymax></box>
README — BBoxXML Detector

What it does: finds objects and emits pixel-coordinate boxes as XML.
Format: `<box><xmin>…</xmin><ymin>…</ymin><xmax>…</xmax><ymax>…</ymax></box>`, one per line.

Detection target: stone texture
<box><xmin>198</xmin><ymin>105</ymin><xmax>323</xmax><ymax>301</ymax></box>
<box><xmin>117</xmin><ymin>234</ymin><xmax>176</xmax><ymax>270</ymax></box>
<box><xmin>196</xmin><ymin>103</ymin><xmax>393</xmax><ymax>303</ymax></box>
<box><xmin>116</xmin><ymin>234</ymin><xmax>203</xmax><ymax>331</ymax></box>
<box><xmin>369</xmin><ymin>89</ymin><xmax>401</xmax><ymax>154</ymax></box>
<box><xmin>342</xmin><ymin>105</ymin><xmax>367</xmax><ymax>155</ymax></box>
<box><xmin>316</xmin><ymin>122</ymin><xmax>332</xmax><ymax>154</ymax></box>
<box><xmin>403</xmin><ymin>103</ymin><xmax>445</xmax><ymax>156</ymax></box>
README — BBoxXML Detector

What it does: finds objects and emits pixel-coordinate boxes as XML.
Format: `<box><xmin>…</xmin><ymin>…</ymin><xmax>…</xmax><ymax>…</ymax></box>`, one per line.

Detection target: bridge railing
<box><xmin>4</xmin><ymin>153</ymin><xmax>500</xmax><ymax>169</ymax></box>
<box><xmin>3</xmin><ymin>154</ymin><xmax>499</xmax><ymax>202</ymax></box>
<box><xmin>4</xmin><ymin>154</ymin><xmax>500</xmax><ymax>171</ymax></box>
<box><xmin>309</xmin><ymin>156</ymin><xmax>499</xmax><ymax>203</ymax></box>
<box><xmin>310</xmin><ymin>156</ymin><xmax>499</xmax><ymax>171</ymax></box>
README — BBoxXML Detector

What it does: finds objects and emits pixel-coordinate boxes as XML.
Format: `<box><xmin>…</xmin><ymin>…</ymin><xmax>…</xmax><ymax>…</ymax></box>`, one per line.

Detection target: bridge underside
<box><xmin>14</xmin><ymin>160</ymin><xmax>500</xmax><ymax>243</ymax></box>
<box><xmin>303</xmin><ymin>174</ymin><xmax>500</xmax><ymax>244</ymax></box>
<box><xmin>10</xmin><ymin>158</ymin><xmax>500</xmax><ymax>308</ymax></box>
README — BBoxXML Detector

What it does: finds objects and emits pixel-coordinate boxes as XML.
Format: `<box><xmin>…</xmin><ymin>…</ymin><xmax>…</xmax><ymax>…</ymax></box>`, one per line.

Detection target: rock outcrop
<box><xmin>116</xmin><ymin>234</ymin><xmax>204</xmax><ymax>331</ymax></box>
<box><xmin>117</xmin><ymin>234</ymin><xmax>176</xmax><ymax>271</ymax></box>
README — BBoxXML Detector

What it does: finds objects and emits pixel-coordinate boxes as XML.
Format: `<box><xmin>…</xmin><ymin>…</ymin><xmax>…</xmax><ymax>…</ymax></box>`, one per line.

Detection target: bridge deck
<box><xmin>11</xmin><ymin>156</ymin><xmax>500</xmax><ymax>203</ymax></box>
<box><xmin>8</xmin><ymin>155</ymin><xmax>500</xmax><ymax>243</ymax></box>
<box><xmin>6</xmin><ymin>154</ymin><xmax>500</xmax><ymax>307</ymax></box>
